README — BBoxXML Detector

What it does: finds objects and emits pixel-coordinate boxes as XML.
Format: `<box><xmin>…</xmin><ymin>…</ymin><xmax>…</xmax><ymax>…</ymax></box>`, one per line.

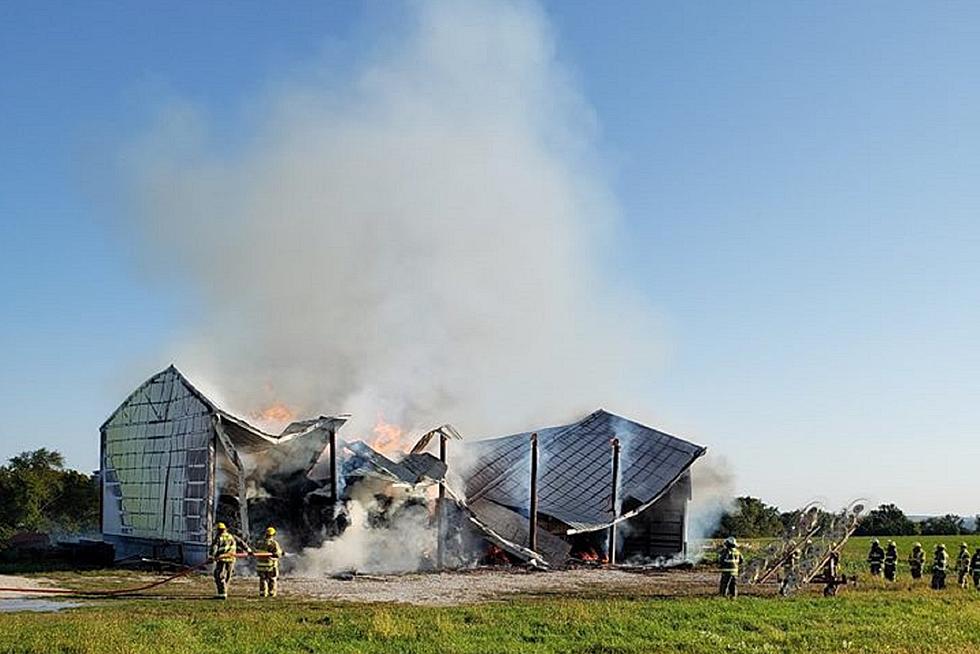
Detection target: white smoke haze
<box><xmin>686</xmin><ymin>454</ymin><xmax>735</xmax><ymax>559</ymax></box>
<box><xmin>121</xmin><ymin>0</ymin><xmax>665</xmax><ymax>443</ymax></box>
<box><xmin>295</xmin><ymin>479</ymin><xmax>437</xmax><ymax>575</ymax></box>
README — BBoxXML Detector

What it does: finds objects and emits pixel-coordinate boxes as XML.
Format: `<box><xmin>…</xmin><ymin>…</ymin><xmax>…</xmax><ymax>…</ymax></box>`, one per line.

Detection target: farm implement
<box><xmin>740</xmin><ymin>500</ymin><xmax>865</xmax><ymax>596</ymax></box>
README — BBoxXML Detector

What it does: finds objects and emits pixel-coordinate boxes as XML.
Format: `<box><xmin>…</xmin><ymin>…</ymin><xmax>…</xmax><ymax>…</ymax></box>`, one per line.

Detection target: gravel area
<box><xmin>285</xmin><ymin>567</ymin><xmax>723</xmax><ymax>605</ymax></box>
<box><xmin>0</xmin><ymin>575</ymin><xmax>65</xmax><ymax>598</ymax></box>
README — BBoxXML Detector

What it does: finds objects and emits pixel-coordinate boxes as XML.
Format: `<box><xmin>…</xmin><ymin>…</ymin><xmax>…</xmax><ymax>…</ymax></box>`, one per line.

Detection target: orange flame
<box><xmin>251</xmin><ymin>402</ymin><xmax>296</xmax><ymax>424</ymax></box>
<box><xmin>577</xmin><ymin>548</ymin><xmax>607</xmax><ymax>564</ymax></box>
<box><xmin>370</xmin><ymin>413</ymin><xmax>406</xmax><ymax>455</ymax></box>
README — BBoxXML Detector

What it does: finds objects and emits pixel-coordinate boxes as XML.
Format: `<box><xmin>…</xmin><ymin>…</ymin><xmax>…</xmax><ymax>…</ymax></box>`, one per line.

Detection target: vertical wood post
<box><xmin>529</xmin><ymin>432</ymin><xmax>539</xmax><ymax>554</ymax></box>
<box><xmin>437</xmin><ymin>432</ymin><xmax>448</xmax><ymax>569</ymax></box>
<box><xmin>329</xmin><ymin>429</ymin><xmax>338</xmax><ymax>504</ymax></box>
<box><xmin>607</xmin><ymin>438</ymin><xmax>621</xmax><ymax>565</ymax></box>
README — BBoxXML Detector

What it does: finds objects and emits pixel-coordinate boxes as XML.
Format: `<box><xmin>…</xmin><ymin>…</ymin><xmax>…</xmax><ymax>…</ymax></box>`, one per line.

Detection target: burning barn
<box><xmin>100</xmin><ymin>366</ymin><xmax>348</xmax><ymax>564</ymax></box>
<box><xmin>100</xmin><ymin>367</ymin><xmax>706</xmax><ymax>570</ymax></box>
<box><xmin>461</xmin><ymin>410</ymin><xmax>707</xmax><ymax>566</ymax></box>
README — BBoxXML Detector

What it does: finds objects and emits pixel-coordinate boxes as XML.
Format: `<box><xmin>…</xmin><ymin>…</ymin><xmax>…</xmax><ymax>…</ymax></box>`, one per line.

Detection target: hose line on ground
<box><xmin>0</xmin><ymin>552</ymin><xmax>272</xmax><ymax>597</ymax></box>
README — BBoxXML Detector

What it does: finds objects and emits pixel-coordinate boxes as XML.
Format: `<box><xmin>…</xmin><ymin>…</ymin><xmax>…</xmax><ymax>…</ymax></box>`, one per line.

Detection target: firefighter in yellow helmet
<box><xmin>931</xmin><ymin>544</ymin><xmax>948</xmax><ymax>590</ymax></box>
<box><xmin>908</xmin><ymin>542</ymin><xmax>925</xmax><ymax>580</ymax></box>
<box><xmin>210</xmin><ymin>522</ymin><xmax>250</xmax><ymax>599</ymax></box>
<box><xmin>883</xmin><ymin>541</ymin><xmax>898</xmax><ymax>581</ymax></box>
<box><xmin>719</xmin><ymin>537</ymin><xmax>743</xmax><ymax>598</ymax></box>
<box><xmin>867</xmin><ymin>538</ymin><xmax>885</xmax><ymax>576</ymax></box>
<box><xmin>256</xmin><ymin>526</ymin><xmax>284</xmax><ymax>598</ymax></box>
<box><xmin>956</xmin><ymin>543</ymin><xmax>971</xmax><ymax>588</ymax></box>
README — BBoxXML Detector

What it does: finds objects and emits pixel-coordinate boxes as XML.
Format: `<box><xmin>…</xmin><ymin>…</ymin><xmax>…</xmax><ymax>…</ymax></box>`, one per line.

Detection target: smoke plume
<box><xmin>686</xmin><ymin>454</ymin><xmax>735</xmax><ymax>558</ymax></box>
<box><xmin>294</xmin><ymin>480</ymin><xmax>438</xmax><ymax>575</ymax></box>
<box><xmin>122</xmin><ymin>0</ymin><xmax>663</xmax><ymax>442</ymax></box>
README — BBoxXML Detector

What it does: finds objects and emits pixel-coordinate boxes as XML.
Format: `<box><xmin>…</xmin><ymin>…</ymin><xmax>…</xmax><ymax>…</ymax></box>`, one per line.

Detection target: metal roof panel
<box><xmin>462</xmin><ymin>410</ymin><xmax>705</xmax><ymax>532</ymax></box>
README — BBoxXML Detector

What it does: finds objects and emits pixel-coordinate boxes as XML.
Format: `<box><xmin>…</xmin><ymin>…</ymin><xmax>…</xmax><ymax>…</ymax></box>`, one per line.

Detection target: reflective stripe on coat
<box><xmin>255</xmin><ymin>538</ymin><xmax>283</xmax><ymax>573</ymax></box>
<box><xmin>213</xmin><ymin>532</ymin><xmax>237</xmax><ymax>563</ymax></box>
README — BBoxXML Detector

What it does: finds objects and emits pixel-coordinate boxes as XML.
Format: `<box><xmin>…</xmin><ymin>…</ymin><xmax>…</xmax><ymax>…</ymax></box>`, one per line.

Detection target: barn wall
<box><xmin>101</xmin><ymin>368</ymin><xmax>214</xmax><ymax>548</ymax></box>
<box><xmin>620</xmin><ymin>471</ymin><xmax>691</xmax><ymax>560</ymax></box>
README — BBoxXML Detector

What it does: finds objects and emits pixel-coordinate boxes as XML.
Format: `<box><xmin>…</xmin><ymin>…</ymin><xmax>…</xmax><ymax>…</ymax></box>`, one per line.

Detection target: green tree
<box><xmin>920</xmin><ymin>514</ymin><xmax>965</xmax><ymax>536</ymax></box>
<box><xmin>855</xmin><ymin>503</ymin><xmax>918</xmax><ymax>536</ymax></box>
<box><xmin>714</xmin><ymin>496</ymin><xmax>783</xmax><ymax>538</ymax></box>
<box><xmin>48</xmin><ymin>470</ymin><xmax>100</xmax><ymax>533</ymax></box>
<box><xmin>0</xmin><ymin>449</ymin><xmax>98</xmax><ymax>543</ymax></box>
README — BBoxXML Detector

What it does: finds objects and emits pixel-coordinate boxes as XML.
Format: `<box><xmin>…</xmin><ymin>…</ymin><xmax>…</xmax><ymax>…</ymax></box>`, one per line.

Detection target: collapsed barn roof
<box><xmin>101</xmin><ymin>366</ymin><xmax>347</xmax><ymax>457</ymax></box>
<box><xmin>344</xmin><ymin>440</ymin><xmax>447</xmax><ymax>486</ymax></box>
<box><xmin>100</xmin><ymin>366</ymin><xmax>347</xmax><ymax>551</ymax></box>
<box><xmin>101</xmin><ymin>367</ymin><xmax>707</xmax><ymax>568</ymax></box>
<box><xmin>463</xmin><ymin>409</ymin><xmax>706</xmax><ymax>535</ymax></box>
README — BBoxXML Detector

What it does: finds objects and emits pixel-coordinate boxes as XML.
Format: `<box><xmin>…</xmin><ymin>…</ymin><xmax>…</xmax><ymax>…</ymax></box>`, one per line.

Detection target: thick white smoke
<box><xmin>122</xmin><ymin>0</ymin><xmax>663</xmax><ymax>442</ymax></box>
<box><xmin>294</xmin><ymin>480</ymin><xmax>438</xmax><ymax>575</ymax></box>
<box><xmin>686</xmin><ymin>454</ymin><xmax>735</xmax><ymax>558</ymax></box>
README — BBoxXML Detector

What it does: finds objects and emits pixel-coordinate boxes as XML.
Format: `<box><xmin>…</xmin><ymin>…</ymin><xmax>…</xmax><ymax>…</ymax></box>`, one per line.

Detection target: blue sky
<box><xmin>2</xmin><ymin>1</ymin><xmax>978</xmax><ymax>514</ymax></box>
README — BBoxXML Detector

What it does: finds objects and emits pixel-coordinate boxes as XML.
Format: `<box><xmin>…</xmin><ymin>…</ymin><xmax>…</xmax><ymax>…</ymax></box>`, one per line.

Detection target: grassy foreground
<box><xmin>4</xmin><ymin>589</ymin><xmax>980</xmax><ymax>654</ymax></box>
<box><xmin>4</xmin><ymin>535</ymin><xmax>980</xmax><ymax>654</ymax></box>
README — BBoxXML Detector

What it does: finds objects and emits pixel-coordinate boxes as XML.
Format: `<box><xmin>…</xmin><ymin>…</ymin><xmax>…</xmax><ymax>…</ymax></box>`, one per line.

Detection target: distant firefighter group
<box><xmin>867</xmin><ymin>539</ymin><xmax>980</xmax><ymax>590</ymax></box>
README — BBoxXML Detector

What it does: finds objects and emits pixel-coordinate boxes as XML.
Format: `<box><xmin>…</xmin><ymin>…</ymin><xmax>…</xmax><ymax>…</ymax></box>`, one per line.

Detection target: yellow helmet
<box><xmin>216</xmin><ymin>522</ymin><xmax>227</xmax><ymax>531</ymax></box>
<box><xmin>265</xmin><ymin>526</ymin><xmax>276</xmax><ymax>536</ymax></box>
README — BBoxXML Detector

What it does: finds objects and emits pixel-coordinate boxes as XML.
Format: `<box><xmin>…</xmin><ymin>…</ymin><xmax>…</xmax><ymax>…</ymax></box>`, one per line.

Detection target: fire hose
<box><xmin>0</xmin><ymin>552</ymin><xmax>274</xmax><ymax>597</ymax></box>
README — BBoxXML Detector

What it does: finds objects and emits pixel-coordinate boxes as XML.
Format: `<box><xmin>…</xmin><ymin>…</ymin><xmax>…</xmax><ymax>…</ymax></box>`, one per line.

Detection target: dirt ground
<box><xmin>0</xmin><ymin>575</ymin><xmax>64</xmax><ymax>598</ymax></box>
<box><xmin>0</xmin><ymin>566</ymin><xmax>784</xmax><ymax>607</ymax></box>
<box><xmin>285</xmin><ymin>566</ymin><xmax>730</xmax><ymax>605</ymax></box>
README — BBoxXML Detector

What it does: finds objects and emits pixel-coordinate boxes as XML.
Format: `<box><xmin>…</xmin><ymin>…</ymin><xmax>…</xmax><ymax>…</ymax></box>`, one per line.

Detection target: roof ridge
<box><xmin>102</xmin><ymin>365</ymin><xmax>346</xmax><ymax>440</ymax></box>
<box><xmin>99</xmin><ymin>365</ymin><xmax>216</xmax><ymax>431</ymax></box>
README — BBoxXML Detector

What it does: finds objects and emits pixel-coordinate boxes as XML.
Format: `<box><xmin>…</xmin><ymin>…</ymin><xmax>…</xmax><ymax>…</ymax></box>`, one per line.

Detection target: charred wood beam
<box><xmin>437</xmin><ymin>431</ymin><xmax>448</xmax><ymax>569</ymax></box>
<box><xmin>607</xmin><ymin>438</ymin><xmax>621</xmax><ymax>565</ymax></box>
<box><xmin>410</xmin><ymin>424</ymin><xmax>462</xmax><ymax>455</ymax></box>
<box><xmin>213</xmin><ymin>416</ymin><xmax>251</xmax><ymax>541</ymax></box>
<box><xmin>529</xmin><ymin>432</ymin><xmax>539</xmax><ymax>554</ymax></box>
<box><xmin>329</xmin><ymin>429</ymin><xmax>338</xmax><ymax>504</ymax></box>
<box><xmin>441</xmin><ymin>483</ymin><xmax>552</xmax><ymax>568</ymax></box>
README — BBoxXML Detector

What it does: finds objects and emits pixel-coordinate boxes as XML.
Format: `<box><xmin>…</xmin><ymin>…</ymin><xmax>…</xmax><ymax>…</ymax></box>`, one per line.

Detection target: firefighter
<box><xmin>256</xmin><ymin>526</ymin><xmax>284</xmax><ymax>598</ymax></box>
<box><xmin>867</xmin><ymin>538</ymin><xmax>885</xmax><ymax>576</ymax></box>
<box><xmin>956</xmin><ymin>543</ymin><xmax>971</xmax><ymax>588</ymax></box>
<box><xmin>908</xmin><ymin>542</ymin><xmax>925</xmax><ymax>580</ymax></box>
<box><xmin>210</xmin><ymin>522</ymin><xmax>249</xmax><ymax>599</ymax></box>
<box><xmin>718</xmin><ymin>537</ymin><xmax>743</xmax><ymax>598</ymax></box>
<box><xmin>822</xmin><ymin>547</ymin><xmax>842</xmax><ymax>597</ymax></box>
<box><xmin>883</xmin><ymin>541</ymin><xmax>898</xmax><ymax>581</ymax></box>
<box><xmin>931</xmin><ymin>544</ymin><xmax>948</xmax><ymax>590</ymax></box>
<box><xmin>779</xmin><ymin>547</ymin><xmax>801</xmax><ymax>596</ymax></box>
<box><xmin>971</xmin><ymin>546</ymin><xmax>980</xmax><ymax>590</ymax></box>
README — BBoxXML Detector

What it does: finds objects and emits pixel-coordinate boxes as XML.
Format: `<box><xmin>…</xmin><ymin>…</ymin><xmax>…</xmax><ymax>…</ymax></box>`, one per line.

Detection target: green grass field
<box><xmin>2</xmin><ymin>535</ymin><xmax>979</xmax><ymax>654</ymax></box>
<box><xmin>5</xmin><ymin>591</ymin><xmax>980</xmax><ymax>654</ymax></box>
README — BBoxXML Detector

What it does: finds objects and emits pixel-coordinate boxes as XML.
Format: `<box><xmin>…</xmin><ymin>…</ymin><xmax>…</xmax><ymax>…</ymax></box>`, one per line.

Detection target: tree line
<box><xmin>714</xmin><ymin>497</ymin><xmax>978</xmax><ymax>539</ymax></box>
<box><xmin>1</xmin><ymin>450</ymin><xmax>973</xmax><ymax>545</ymax></box>
<box><xmin>0</xmin><ymin>449</ymin><xmax>99</xmax><ymax>544</ymax></box>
